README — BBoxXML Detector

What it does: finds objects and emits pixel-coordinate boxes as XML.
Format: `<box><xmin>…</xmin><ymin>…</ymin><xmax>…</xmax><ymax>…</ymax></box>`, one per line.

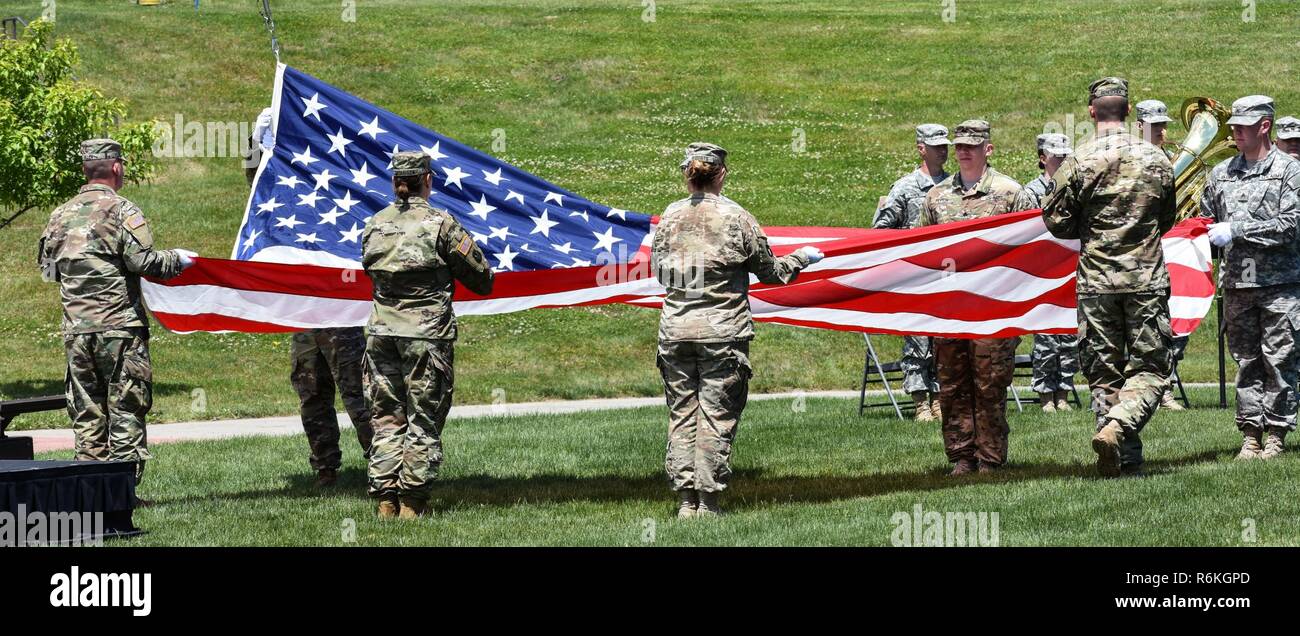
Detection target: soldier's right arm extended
<box><xmin>742</xmin><ymin>215</ymin><xmax>808</xmax><ymax>284</ymax></box>
<box><xmin>1231</xmin><ymin>164</ymin><xmax>1300</xmax><ymax>247</ymax></box>
<box><xmin>440</xmin><ymin>217</ymin><xmax>495</xmax><ymax>295</ymax></box>
<box><xmin>1040</xmin><ymin>157</ymin><xmax>1081</xmax><ymax>239</ymax></box>
<box><xmin>118</xmin><ymin>205</ymin><xmax>184</xmax><ymax>280</ymax></box>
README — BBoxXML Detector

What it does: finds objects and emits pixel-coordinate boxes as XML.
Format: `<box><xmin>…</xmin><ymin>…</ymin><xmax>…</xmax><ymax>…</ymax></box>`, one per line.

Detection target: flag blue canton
<box><xmin>234</xmin><ymin>65</ymin><xmax>652</xmax><ymax>271</ymax></box>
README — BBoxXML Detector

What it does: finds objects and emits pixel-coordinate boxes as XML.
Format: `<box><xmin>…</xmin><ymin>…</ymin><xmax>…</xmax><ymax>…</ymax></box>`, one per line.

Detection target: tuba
<box><xmin>1170</xmin><ymin>97</ymin><xmax>1237</xmax><ymax>220</ymax></box>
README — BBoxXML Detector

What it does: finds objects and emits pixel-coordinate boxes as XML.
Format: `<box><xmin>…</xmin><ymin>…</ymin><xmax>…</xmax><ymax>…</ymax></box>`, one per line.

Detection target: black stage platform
<box><xmin>0</xmin><ymin>460</ymin><xmax>140</xmax><ymax>542</ymax></box>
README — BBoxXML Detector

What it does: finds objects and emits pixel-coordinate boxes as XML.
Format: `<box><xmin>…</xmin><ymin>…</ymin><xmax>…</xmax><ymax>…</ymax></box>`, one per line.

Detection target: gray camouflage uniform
<box><xmin>653</xmin><ymin>149</ymin><xmax>810</xmax><ymax>494</ymax></box>
<box><xmin>1200</xmin><ymin>126</ymin><xmax>1300</xmax><ymax>437</ymax></box>
<box><xmin>1024</xmin><ymin>173</ymin><xmax>1078</xmax><ymax>394</ymax></box>
<box><xmin>875</xmin><ymin>166</ymin><xmax>946</xmax><ymax>395</ymax></box>
<box><xmin>37</xmin><ymin>139</ymin><xmax>186</xmax><ymax>484</ymax></box>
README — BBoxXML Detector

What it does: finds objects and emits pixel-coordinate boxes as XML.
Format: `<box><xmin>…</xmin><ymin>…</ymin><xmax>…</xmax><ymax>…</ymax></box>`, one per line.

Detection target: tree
<box><xmin>0</xmin><ymin>19</ymin><xmax>158</xmax><ymax>228</ymax></box>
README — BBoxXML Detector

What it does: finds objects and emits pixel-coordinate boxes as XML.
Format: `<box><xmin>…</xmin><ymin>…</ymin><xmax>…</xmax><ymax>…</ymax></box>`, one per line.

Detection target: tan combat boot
<box><xmin>1055</xmin><ymin>390</ymin><xmax>1073</xmax><ymax>412</ymax></box>
<box><xmin>1259</xmin><ymin>429</ymin><xmax>1286</xmax><ymax>460</ymax></box>
<box><xmin>1040</xmin><ymin>393</ymin><xmax>1057</xmax><ymax>413</ymax></box>
<box><xmin>949</xmin><ymin>458</ymin><xmax>977</xmax><ymax>476</ymax></box>
<box><xmin>315</xmin><ymin>468</ymin><xmax>338</xmax><ymax>488</ymax></box>
<box><xmin>930</xmin><ymin>395</ymin><xmax>942</xmax><ymax>421</ymax></box>
<box><xmin>398</xmin><ymin>496</ymin><xmax>427</xmax><ymax>519</ymax></box>
<box><xmin>1160</xmin><ymin>389</ymin><xmax>1185</xmax><ymax>411</ymax></box>
<box><xmin>1092</xmin><ymin>421</ymin><xmax>1124</xmax><ymax>477</ymax></box>
<box><xmin>376</xmin><ymin>494</ymin><xmax>400</xmax><ymax>519</ymax></box>
<box><xmin>676</xmin><ymin>489</ymin><xmax>698</xmax><ymax>519</ymax></box>
<box><xmin>1236</xmin><ymin>427</ymin><xmax>1264</xmax><ymax>461</ymax></box>
<box><xmin>696</xmin><ymin>491</ymin><xmax>723</xmax><ymax>517</ymax></box>
<box><xmin>912</xmin><ymin>392</ymin><xmax>935</xmax><ymax>422</ymax></box>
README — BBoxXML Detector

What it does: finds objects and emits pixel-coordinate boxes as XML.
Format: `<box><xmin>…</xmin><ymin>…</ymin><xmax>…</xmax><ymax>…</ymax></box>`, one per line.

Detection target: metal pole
<box><xmin>259</xmin><ymin>0</ymin><xmax>281</xmax><ymax>65</ymax></box>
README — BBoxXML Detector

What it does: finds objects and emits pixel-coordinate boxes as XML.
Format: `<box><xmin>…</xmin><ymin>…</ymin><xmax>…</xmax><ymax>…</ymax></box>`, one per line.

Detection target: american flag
<box><xmin>140</xmin><ymin>65</ymin><xmax>1215</xmax><ymax>338</ymax></box>
<box><xmin>232</xmin><ymin>64</ymin><xmax>651</xmax><ymax>270</ymax></box>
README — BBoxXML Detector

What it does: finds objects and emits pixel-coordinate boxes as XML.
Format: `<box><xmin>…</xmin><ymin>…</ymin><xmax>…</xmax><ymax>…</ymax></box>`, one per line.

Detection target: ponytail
<box><xmin>684</xmin><ymin>159</ymin><xmax>724</xmax><ymax>189</ymax></box>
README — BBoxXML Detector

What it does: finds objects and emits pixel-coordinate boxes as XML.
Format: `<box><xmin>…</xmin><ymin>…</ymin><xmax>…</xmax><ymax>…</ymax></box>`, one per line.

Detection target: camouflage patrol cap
<box><xmin>80</xmin><ymin>138</ymin><xmax>123</xmax><ymax>162</ymax></box>
<box><xmin>679</xmin><ymin>142</ymin><xmax>727</xmax><ymax>170</ymax></box>
<box><xmin>952</xmin><ymin>119</ymin><xmax>991</xmax><ymax>145</ymax></box>
<box><xmin>1135</xmin><ymin>99</ymin><xmax>1173</xmax><ymax>124</ymax></box>
<box><xmin>1088</xmin><ymin>77</ymin><xmax>1128</xmax><ymax>103</ymax></box>
<box><xmin>1226</xmin><ymin>95</ymin><xmax>1275</xmax><ymax>126</ymax></box>
<box><xmin>915</xmin><ymin>124</ymin><xmax>952</xmax><ymax>146</ymax></box>
<box><xmin>390</xmin><ymin>151</ymin><xmax>431</xmax><ymax>177</ymax></box>
<box><xmin>1275</xmin><ymin>116</ymin><xmax>1300</xmax><ymax>140</ymax></box>
<box><xmin>1035</xmin><ymin>133</ymin><xmax>1072</xmax><ymax>156</ymax></box>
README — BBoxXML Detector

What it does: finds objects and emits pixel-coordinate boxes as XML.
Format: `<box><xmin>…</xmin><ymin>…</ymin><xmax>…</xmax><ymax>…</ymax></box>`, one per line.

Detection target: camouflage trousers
<box><xmin>1077</xmin><ymin>292</ymin><xmax>1172</xmax><ymax>469</ymax></box>
<box><xmin>364</xmin><ymin>335</ymin><xmax>454</xmax><ymax>500</ymax></box>
<box><xmin>1224</xmin><ymin>284</ymin><xmax>1300</xmax><ymax>433</ymax></box>
<box><xmin>934</xmin><ymin>337</ymin><xmax>1016</xmax><ymax>466</ymax></box>
<box><xmin>64</xmin><ymin>328</ymin><xmax>153</xmax><ymax>484</ymax></box>
<box><xmin>657</xmin><ymin>340</ymin><xmax>751</xmax><ymax>493</ymax></box>
<box><xmin>1030</xmin><ymin>334</ymin><xmax>1077</xmax><ymax>393</ymax></box>
<box><xmin>900</xmin><ymin>335</ymin><xmax>939</xmax><ymax>394</ymax></box>
<box><xmin>290</xmin><ymin>328</ymin><xmax>373</xmax><ymax>472</ymax></box>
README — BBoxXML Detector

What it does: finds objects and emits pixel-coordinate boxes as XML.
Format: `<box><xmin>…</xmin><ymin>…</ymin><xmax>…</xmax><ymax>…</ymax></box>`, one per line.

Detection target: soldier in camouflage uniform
<box><xmin>1136</xmin><ymin>99</ymin><xmax>1189</xmax><ymax>412</ymax></box>
<box><xmin>290</xmin><ymin>328</ymin><xmax>373</xmax><ymax>487</ymax></box>
<box><xmin>361</xmin><ymin>152</ymin><xmax>494</xmax><ymax>519</ymax></box>
<box><xmin>873</xmin><ymin>124</ymin><xmax>951</xmax><ymax>422</ymax></box>
<box><xmin>1023</xmin><ymin>133</ymin><xmax>1079</xmax><ymax>413</ymax></box>
<box><xmin>1202</xmin><ymin>96</ymin><xmax>1300</xmax><ymax>460</ymax></box>
<box><xmin>1275</xmin><ymin>116</ymin><xmax>1300</xmax><ymax>160</ymax></box>
<box><xmin>919</xmin><ymin>120</ymin><xmax>1036</xmax><ymax>475</ymax></box>
<box><xmin>37</xmin><ymin>139</ymin><xmax>195</xmax><ymax>486</ymax></box>
<box><xmin>1042</xmin><ymin>78</ymin><xmax>1177</xmax><ymax>477</ymax></box>
<box><xmin>654</xmin><ymin>142</ymin><xmax>821</xmax><ymax>518</ymax></box>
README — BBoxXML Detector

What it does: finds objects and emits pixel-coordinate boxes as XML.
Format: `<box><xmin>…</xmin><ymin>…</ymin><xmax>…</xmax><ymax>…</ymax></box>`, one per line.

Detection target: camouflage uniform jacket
<box><xmin>873</xmin><ymin>168</ymin><xmax>948</xmax><ymax>229</ymax></box>
<box><xmin>361</xmin><ymin>197</ymin><xmax>494</xmax><ymax>339</ymax></box>
<box><xmin>919</xmin><ymin>166</ymin><xmax>1034</xmax><ymax>226</ymax></box>
<box><xmin>1042</xmin><ymin>129</ymin><xmax>1176</xmax><ymax>295</ymax></box>
<box><xmin>1023</xmin><ymin>174</ymin><xmax>1051</xmax><ymax>207</ymax></box>
<box><xmin>652</xmin><ymin>192</ymin><xmax>810</xmax><ymax>343</ymax></box>
<box><xmin>1200</xmin><ymin>146</ymin><xmax>1300</xmax><ymax>288</ymax></box>
<box><xmin>37</xmin><ymin>184</ymin><xmax>183</xmax><ymax>335</ymax></box>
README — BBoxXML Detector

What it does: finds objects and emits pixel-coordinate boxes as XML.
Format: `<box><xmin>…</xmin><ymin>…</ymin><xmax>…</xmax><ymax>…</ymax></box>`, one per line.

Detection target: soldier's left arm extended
<box><xmin>1231</xmin><ymin>165</ymin><xmax>1300</xmax><ymax>247</ymax></box>
<box><xmin>742</xmin><ymin>215</ymin><xmax>808</xmax><ymax>285</ymax></box>
<box><xmin>1040</xmin><ymin>158</ymin><xmax>1082</xmax><ymax>239</ymax></box>
<box><xmin>440</xmin><ymin>216</ymin><xmax>495</xmax><ymax>296</ymax></box>
<box><xmin>118</xmin><ymin>204</ymin><xmax>184</xmax><ymax>280</ymax></box>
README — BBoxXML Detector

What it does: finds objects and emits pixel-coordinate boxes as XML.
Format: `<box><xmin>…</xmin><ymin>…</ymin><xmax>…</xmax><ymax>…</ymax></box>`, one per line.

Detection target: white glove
<box><xmin>175</xmin><ymin>249</ymin><xmax>198</xmax><ymax>270</ymax></box>
<box><xmin>253</xmin><ymin>107</ymin><xmax>275</xmax><ymax>151</ymax></box>
<box><xmin>1207</xmin><ymin>222</ymin><xmax>1233</xmax><ymax>247</ymax></box>
<box><xmin>796</xmin><ymin>245</ymin><xmax>825</xmax><ymax>264</ymax></box>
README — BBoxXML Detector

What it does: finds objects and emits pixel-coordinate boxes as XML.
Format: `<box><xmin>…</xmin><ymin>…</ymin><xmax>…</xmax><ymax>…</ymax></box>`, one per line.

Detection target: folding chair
<box><xmin>858</xmin><ymin>333</ymin><xmax>915</xmax><ymax>420</ymax></box>
<box><xmin>1008</xmin><ymin>353</ymin><xmax>1084</xmax><ymax>411</ymax></box>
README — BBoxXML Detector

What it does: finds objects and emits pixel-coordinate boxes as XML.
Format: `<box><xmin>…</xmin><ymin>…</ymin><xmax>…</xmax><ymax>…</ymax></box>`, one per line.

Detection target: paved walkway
<box><xmin>19</xmin><ymin>390</ymin><xmax>860</xmax><ymax>453</ymax></box>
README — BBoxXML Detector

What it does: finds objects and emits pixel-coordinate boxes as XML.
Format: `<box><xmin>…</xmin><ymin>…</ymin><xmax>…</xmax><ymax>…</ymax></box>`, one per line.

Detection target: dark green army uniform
<box><xmin>361</xmin><ymin>152</ymin><xmax>493</xmax><ymax>505</ymax></box>
<box><xmin>1200</xmin><ymin>95</ymin><xmax>1300</xmax><ymax>459</ymax></box>
<box><xmin>920</xmin><ymin>120</ymin><xmax>1036</xmax><ymax>471</ymax></box>
<box><xmin>290</xmin><ymin>327</ymin><xmax>373</xmax><ymax>474</ymax></box>
<box><xmin>653</xmin><ymin>143</ymin><xmax>811</xmax><ymax>505</ymax></box>
<box><xmin>37</xmin><ymin>139</ymin><xmax>186</xmax><ymax>483</ymax></box>
<box><xmin>1042</xmin><ymin>78</ymin><xmax>1177</xmax><ymax>475</ymax></box>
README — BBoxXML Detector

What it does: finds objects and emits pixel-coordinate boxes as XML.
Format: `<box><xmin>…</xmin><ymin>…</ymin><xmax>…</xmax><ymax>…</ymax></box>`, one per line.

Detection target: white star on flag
<box><xmin>276</xmin><ymin>175</ymin><xmax>303</xmax><ymax>189</ymax></box>
<box><xmin>529</xmin><ymin>209</ymin><xmax>559</xmax><ymax>237</ymax></box>
<box><xmin>290</xmin><ymin>146</ymin><xmax>318</xmax><ymax>166</ymax></box>
<box><xmin>504</xmin><ymin>190</ymin><xmax>526</xmax><ymax>205</ymax></box>
<box><xmin>241</xmin><ymin>229</ymin><xmax>261</xmax><ymax>253</ymax></box>
<box><xmin>489</xmin><ymin>225</ymin><xmax>513</xmax><ymax>242</ymax></box>
<box><xmin>592</xmin><ymin>227</ymin><xmax>623</xmax><ymax>252</ymax></box>
<box><xmin>552</xmin><ymin>241</ymin><xmax>575</xmax><ymax>254</ymax></box>
<box><xmin>312</xmin><ymin>169</ymin><xmax>337</xmax><ymax>191</ymax></box>
<box><xmin>422</xmin><ymin>141</ymin><xmax>448</xmax><ymax>162</ymax></box>
<box><xmin>339</xmin><ymin>223</ymin><xmax>363</xmax><ymax>243</ymax></box>
<box><xmin>442</xmin><ymin>165</ymin><xmax>469</xmax><ymax>189</ymax></box>
<box><xmin>482</xmin><ymin>167</ymin><xmax>508</xmax><ymax>186</ymax></box>
<box><xmin>350</xmin><ymin>163</ymin><xmax>376</xmax><ymax>187</ymax></box>
<box><xmin>295</xmin><ymin>232</ymin><xmax>321</xmax><ymax>244</ymax></box>
<box><xmin>357</xmin><ymin>116</ymin><xmax>387</xmax><ymax>139</ymax></box>
<box><xmin>326</xmin><ymin>128</ymin><xmax>354</xmax><ymax>157</ymax></box>
<box><xmin>493</xmin><ymin>244</ymin><xmax>519</xmax><ymax>270</ymax></box>
<box><xmin>468</xmin><ymin>194</ymin><xmax>496</xmax><ymax>221</ymax></box>
<box><xmin>544</xmin><ymin>192</ymin><xmax>565</xmax><ymax>206</ymax></box>
<box><xmin>471</xmin><ymin>230</ymin><xmax>489</xmax><ymax>244</ymax></box>
<box><xmin>300</xmin><ymin>93</ymin><xmax>327</xmax><ymax>121</ymax></box>
<box><xmin>257</xmin><ymin>197</ymin><xmax>285</xmax><ymax>214</ymax></box>
<box><xmin>297</xmin><ymin>191</ymin><xmax>324</xmax><ymax>208</ymax></box>
<box><xmin>318</xmin><ymin>207</ymin><xmax>345</xmax><ymax>225</ymax></box>
<box><xmin>606</xmin><ymin>208</ymin><xmax>628</xmax><ymax>221</ymax></box>
<box><xmin>275</xmin><ymin>214</ymin><xmax>304</xmax><ymax>229</ymax></box>
<box><xmin>569</xmin><ymin>210</ymin><xmax>589</xmax><ymax>223</ymax></box>
<box><xmin>333</xmin><ymin>191</ymin><xmax>360</xmax><ymax>212</ymax></box>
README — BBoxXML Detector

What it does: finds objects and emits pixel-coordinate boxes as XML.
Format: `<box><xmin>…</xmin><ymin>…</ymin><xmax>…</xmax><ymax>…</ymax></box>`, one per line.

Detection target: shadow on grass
<box><xmin>1</xmin><ymin>379</ymin><xmax>196</xmax><ymax>400</ymax></box>
<box><xmin>152</xmin><ymin>448</ymin><xmax>1230</xmax><ymax>511</ymax></box>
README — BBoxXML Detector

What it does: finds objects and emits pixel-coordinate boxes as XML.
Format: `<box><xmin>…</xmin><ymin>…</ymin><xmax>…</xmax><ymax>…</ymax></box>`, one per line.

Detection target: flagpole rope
<box><xmin>259</xmin><ymin>0</ymin><xmax>281</xmax><ymax>65</ymax></box>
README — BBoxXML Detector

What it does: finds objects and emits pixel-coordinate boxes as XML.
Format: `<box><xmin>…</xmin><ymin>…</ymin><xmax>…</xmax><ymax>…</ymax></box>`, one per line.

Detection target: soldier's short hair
<box><xmin>82</xmin><ymin>158</ymin><xmax>118</xmax><ymax>181</ymax></box>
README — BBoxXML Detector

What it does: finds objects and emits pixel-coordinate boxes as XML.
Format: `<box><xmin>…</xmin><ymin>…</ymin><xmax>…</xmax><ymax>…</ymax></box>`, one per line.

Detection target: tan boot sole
<box><xmin>1092</xmin><ymin>430</ymin><xmax>1122</xmax><ymax>477</ymax></box>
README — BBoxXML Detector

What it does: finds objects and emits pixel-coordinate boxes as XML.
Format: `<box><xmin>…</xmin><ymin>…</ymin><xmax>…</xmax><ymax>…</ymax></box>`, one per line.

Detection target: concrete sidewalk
<box><xmin>19</xmin><ymin>390</ymin><xmax>860</xmax><ymax>454</ymax></box>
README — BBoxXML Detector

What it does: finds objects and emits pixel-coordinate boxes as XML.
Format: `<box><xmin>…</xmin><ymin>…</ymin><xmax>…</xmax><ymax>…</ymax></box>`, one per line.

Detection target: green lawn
<box><xmin>48</xmin><ymin>390</ymin><xmax>1293</xmax><ymax>547</ymax></box>
<box><xmin>1</xmin><ymin>0</ymin><xmax>1280</xmax><ymax>427</ymax></box>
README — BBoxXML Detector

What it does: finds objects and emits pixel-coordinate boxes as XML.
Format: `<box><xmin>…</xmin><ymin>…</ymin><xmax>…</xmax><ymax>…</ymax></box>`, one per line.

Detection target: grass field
<box><xmin>2</xmin><ymin>0</ymin><xmax>1290</xmax><ymax>428</ymax></box>
<box><xmin>44</xmin><ymin>389</ymin><xmax>1292</xmax><ymax>547</ymax></box>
